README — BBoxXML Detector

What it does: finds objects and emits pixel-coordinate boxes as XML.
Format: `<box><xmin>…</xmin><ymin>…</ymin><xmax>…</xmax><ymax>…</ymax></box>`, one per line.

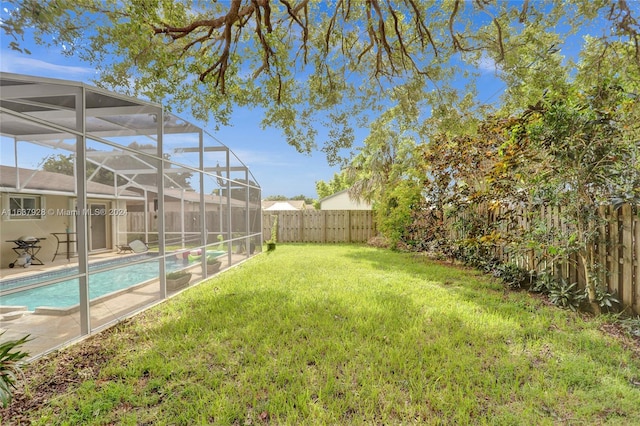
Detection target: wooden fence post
<box><xmin>622</xmin><ymin>204</ymin><xmax>634</xmax><ymax>311</ymax></box>
<box><xmin>610</xmin><ymin>206</ymin><xmax>621</xmax><ymax>299</ymax></box>
<box><xmin>598</xmin><ymin>205</ymin><xmax>608</xmax><ymax>292</ymax></box>
<box><xmin>634</xmin><ymin>205</ymin><xmax>640</xmax><ymax>311</ymax></box>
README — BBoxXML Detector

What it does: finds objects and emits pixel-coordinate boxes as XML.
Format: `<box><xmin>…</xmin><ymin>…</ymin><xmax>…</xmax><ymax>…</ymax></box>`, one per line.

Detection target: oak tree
<box><xmin>3</xmin><ymin>0</ymin><xmax>638</xmax><ymax>162</ymax></box>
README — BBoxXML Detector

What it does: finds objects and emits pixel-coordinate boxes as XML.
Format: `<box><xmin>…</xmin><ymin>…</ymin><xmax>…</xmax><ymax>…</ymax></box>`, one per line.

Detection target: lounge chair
<box><xmin>116</xmin><ymin>239</ymin><xmax>148</xmax><ymax>254</ymax></box>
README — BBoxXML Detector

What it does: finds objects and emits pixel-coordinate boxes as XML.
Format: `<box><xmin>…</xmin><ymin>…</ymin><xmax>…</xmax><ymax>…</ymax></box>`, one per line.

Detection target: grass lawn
<box><xmin>4</xmin><ymin>244</ymin><xmax>640</xmax><ymax>425</ymax></box>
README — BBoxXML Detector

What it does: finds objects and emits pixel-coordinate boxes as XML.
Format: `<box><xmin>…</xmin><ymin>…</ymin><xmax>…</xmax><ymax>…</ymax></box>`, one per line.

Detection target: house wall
<box><xmin>320</xmin><ymin>191</ymin><xmax>372</xmax><ymax>211</ymax></box>
<box><xmin>0</xmin><ymin>193</ymin><xmax>72</xmax><ymax>266</ymax></box>
<box><xmin>0</xmin><ymin>193</ymin><xmax>129</xmax><ymax>267</ymax></box>
<box><xmin>113</xmin><ymin>199</ymin><xmax>129</xmax><ymax>246</ymax></box>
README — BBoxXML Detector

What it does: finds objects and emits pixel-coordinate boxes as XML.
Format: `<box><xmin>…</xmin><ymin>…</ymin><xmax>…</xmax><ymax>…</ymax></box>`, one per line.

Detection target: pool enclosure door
<box><xmin>89</xmin><ymin>203</ymin><xmax>108</xmax><ymax>251</ymax></box>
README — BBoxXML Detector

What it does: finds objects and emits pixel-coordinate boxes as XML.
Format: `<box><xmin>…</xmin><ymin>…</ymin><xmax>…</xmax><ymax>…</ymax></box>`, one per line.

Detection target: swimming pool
<box><xmin>0</xmin><ymin>255</ymin><xmax>190</xmax><ymax>311</ymax></box>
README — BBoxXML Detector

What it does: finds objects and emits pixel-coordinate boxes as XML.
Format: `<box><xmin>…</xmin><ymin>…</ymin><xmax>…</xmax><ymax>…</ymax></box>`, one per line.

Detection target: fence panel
<box><xmin>350</xmin><ymin>210</ymin><xmax>377</xmax><ymax>243</ymax></box>
<box><xmin>597</xmin><ymin>205</ymin><xmax>609</xmax><ymax>291</ymax></box>
<box><xmin>302</xmin><ymin>211</ymin><xmax>326</xmax><ymax>243</ymax></box>
<box><xmin>262</xmin><ymin>210</ymin><xmax>376</xmax><ymax>243</ymax></box>
<box><xmin>127</xmin><ymin>212</ymin><xmax>146</xmax><ymax>233</ymax></box>
<box><xmin>447</xmin><ymin>203</ymin><xmax>640</xmax><ymax>313</ymax></box>
<box><xmin>622</xmin><ymin>205</ymin><xmax>634</xmax><ymax>309</ymax></box>
<box><xmin>609</xmin><ymin>207</ymin><xmax>621</xmax><ymax>300</ymax></box>
<box><xmin>325</xmin><ymin>211</ymin><xmax>347</xmax><ymax>243</ymax></box>
<box><xmin>634</xmin><ymin>207</ymin><xmax>640</xmax><ymax>311</ymax></box>
<box><xmin>275</xmin><ymin>211</ymin><xmax>297</xmax><ymax>242</ymax></box>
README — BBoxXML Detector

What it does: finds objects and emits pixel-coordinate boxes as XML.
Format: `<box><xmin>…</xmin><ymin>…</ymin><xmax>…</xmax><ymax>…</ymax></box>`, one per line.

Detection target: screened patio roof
<box><xmin>0</xmin><ymin>72</ymin><xmax>259</xmax><ymax>196</ymax></box>
<box><xmin>0</xmin><ymin>73</ymin><xmax>200</xmax><ymax>139</ymax></box>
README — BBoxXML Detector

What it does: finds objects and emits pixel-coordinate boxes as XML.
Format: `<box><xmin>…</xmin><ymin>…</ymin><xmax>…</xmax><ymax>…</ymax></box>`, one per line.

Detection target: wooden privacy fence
<box><xmin>449</xmin><ymin>203</ymin><xmax>640</xmax><ymax>313</ymax></box>
<box><xmin>262</xmin><ymin>210</ymin><xmax>376</xmax><ymax>243</ymax></box>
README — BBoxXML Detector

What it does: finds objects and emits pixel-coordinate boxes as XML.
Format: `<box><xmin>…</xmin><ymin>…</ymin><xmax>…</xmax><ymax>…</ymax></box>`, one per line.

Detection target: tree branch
<box><xmin>199</xmin><ymin>0</ymin><xmax>246</xmax><ymax>92</ymax></box>
<box><xmin>519</xmin><ymin>0</ymin><xmax>529</xmax><ymax>23</ymax></box>
<box><xmin>251</xmin><ymin>0</ymin><xmax>274</xmax><ymax>79</ymax></box>
<box><xmin>280</xmin><ymin>0</ymin><xmax>309</xmax><ymax>64</ymax></box>
<box><xmin>609</xmin><ymin>0</ymin><xmax>640</xmax><ymax>65</ymax></box>
<box><xmin>449</xmin><ymin>0</ymin><xmax>464</xmax><ymax>52</ymax></box>
<box><xmin>404</xmin><ymin>0</ymin><xmax>438</xmax><ymax>57</ymax></box>
<box><xmin>324</xmin><ymin>0</ymin><xmax>342</xmax><ymax>56</ymax></box>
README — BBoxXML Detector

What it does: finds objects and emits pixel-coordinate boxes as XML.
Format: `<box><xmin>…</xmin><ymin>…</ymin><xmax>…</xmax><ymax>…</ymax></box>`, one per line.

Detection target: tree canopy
<box><xmin>3</xmin><ymin>0</ymin><xmax>639</xmax><ymax>163</ymax></box>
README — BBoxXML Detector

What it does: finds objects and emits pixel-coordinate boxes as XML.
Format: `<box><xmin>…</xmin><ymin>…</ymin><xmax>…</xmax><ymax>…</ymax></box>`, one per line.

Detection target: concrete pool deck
<box><xmin>1</xmin><ymin>250</ymin><xmax>118</xmax><ymax>281</ymax></box>
<box><xmin>0</xmin><ymin>251</ymin><xmax>248</xmax><ymax>359</ymax></box>
<box><xmin>0</xmin><ymin>275</ymin><xmax>165</xmax><ymax>357</ymax></box>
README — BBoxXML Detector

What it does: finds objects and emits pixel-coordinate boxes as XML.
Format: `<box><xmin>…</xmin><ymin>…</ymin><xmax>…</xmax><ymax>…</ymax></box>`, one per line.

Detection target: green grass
<box><xmin>15</xmin><ymin>245</ymin><xmax>640</xmax><ymax>424</ymax></box>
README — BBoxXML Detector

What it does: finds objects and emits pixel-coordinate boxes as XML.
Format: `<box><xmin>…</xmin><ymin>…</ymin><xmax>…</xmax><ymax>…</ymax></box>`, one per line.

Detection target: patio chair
<box><xmin>116</xmin><ymin>239</ymin><xmax>148</xmax><ymax>254</ymax></box>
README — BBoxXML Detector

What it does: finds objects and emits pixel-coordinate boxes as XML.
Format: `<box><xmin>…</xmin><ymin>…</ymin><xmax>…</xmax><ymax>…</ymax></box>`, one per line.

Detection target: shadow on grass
<box><xmin>38</xmin><ymin>244</ymin><xmax>640</xmax><ymax>425</ymax></box>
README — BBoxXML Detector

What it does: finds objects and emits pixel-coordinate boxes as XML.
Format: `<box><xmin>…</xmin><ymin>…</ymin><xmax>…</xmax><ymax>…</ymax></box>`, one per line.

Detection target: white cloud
<box><xmin>477</xmin><ymin>53</ymin><xmax>500</xmax><ymax>74</ymax></box>
<box><xmin>230</xmin><ymin>149</ymin><xmax>291</xmax><ymax>167</ymax></box>
<box><xmin>0</xmin><ymin>52</ymin><xmax>94</xmax><ymax>79</ymax></box>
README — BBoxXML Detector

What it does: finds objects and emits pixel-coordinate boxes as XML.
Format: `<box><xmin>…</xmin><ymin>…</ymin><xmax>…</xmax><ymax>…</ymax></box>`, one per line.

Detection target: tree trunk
<box><xmin>576</xmin><ymin>203</ymin><xmax>601</xmax><ymax>315</ymax></box>
<box><xmin>580</xmin><ymin>250</ymin><xmax>600</xmax><ymax>315</ymax></box>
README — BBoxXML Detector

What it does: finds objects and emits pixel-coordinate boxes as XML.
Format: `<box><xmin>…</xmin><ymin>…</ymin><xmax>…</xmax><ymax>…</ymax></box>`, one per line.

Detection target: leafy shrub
<box><xmin>590</xmin><ymin>286</ymin><xmax>620</xmax><ymax>313</ymax></box>
<box><xmin>454</xmin><ymin>243</ymin><xmax>499</xmax><ymax>272</ymax></box>
<box><xmin>166</xmin><ymin>271</ymin><xmax>191</xmax><ymax>280</ymax></box>
<box><xmin>548</xmin><ymin>279</ymin><xmax>585</xmax><ymax>311</ymax></box>
<box><xmin>207</xmin><ymin>256</ymin><xmax>222</xmax><ymax>265</ymax></box>
<box><xmin>268</xmin><ymin>215</ymin><xmax>278</xmax><ymax>245</ymax></box>
<box><xmin>398</xmin><ymin>199</ymin><xmax>446</xmax><ymax>252</ymax></box>
<box><xmin>494</xmin><ymin>263</ymin><xmax>532</xmax><ymax>290</ymax></box>
<box><xmin>0</xmin><ymin>333</ymin><xmax>31</xmax><ymax>408</ymax></box>
<box><xmin>375</xmin><ymin>180</ymin><xmax>423</xmax><ymax>248</ymax></box>
<box><xmin>530</xmin><ymin>271</ymin><xmax>557</xmax><ymax>295</ymax></box>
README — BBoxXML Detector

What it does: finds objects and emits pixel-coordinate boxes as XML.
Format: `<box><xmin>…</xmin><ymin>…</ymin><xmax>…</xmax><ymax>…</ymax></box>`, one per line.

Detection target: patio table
<box><xmin>51</xmin><ymin>232</ymin><xmax>77</xmax><ymax>261</ymax></box>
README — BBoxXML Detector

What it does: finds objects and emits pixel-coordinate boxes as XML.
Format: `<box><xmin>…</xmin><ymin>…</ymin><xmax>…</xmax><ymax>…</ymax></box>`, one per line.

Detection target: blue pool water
<box><xmin>0</xmin><ymin>255</ymin><xmax>189</xmax><ymax>311</ymax></box>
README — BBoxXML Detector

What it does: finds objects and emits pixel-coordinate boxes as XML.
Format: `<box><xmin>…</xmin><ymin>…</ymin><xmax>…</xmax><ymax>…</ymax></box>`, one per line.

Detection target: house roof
<box><xmin>263</xmin><ymin>201</ymin><xmax>303</xmax><ymax>211</ymax></box>
<box><xmin>0</xmin><ymin>165</ymin><xmax>141</xmax><ymax>198</ymax></box>
<box><xmin>319</xmin><ymin>188</ymin><xmax>350</xmax><ymax>203</ymax></box>
<box><xmin>139</xmin><ymin>185</ymin><xmax>254</xmax><ymax>208</ymax></box>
